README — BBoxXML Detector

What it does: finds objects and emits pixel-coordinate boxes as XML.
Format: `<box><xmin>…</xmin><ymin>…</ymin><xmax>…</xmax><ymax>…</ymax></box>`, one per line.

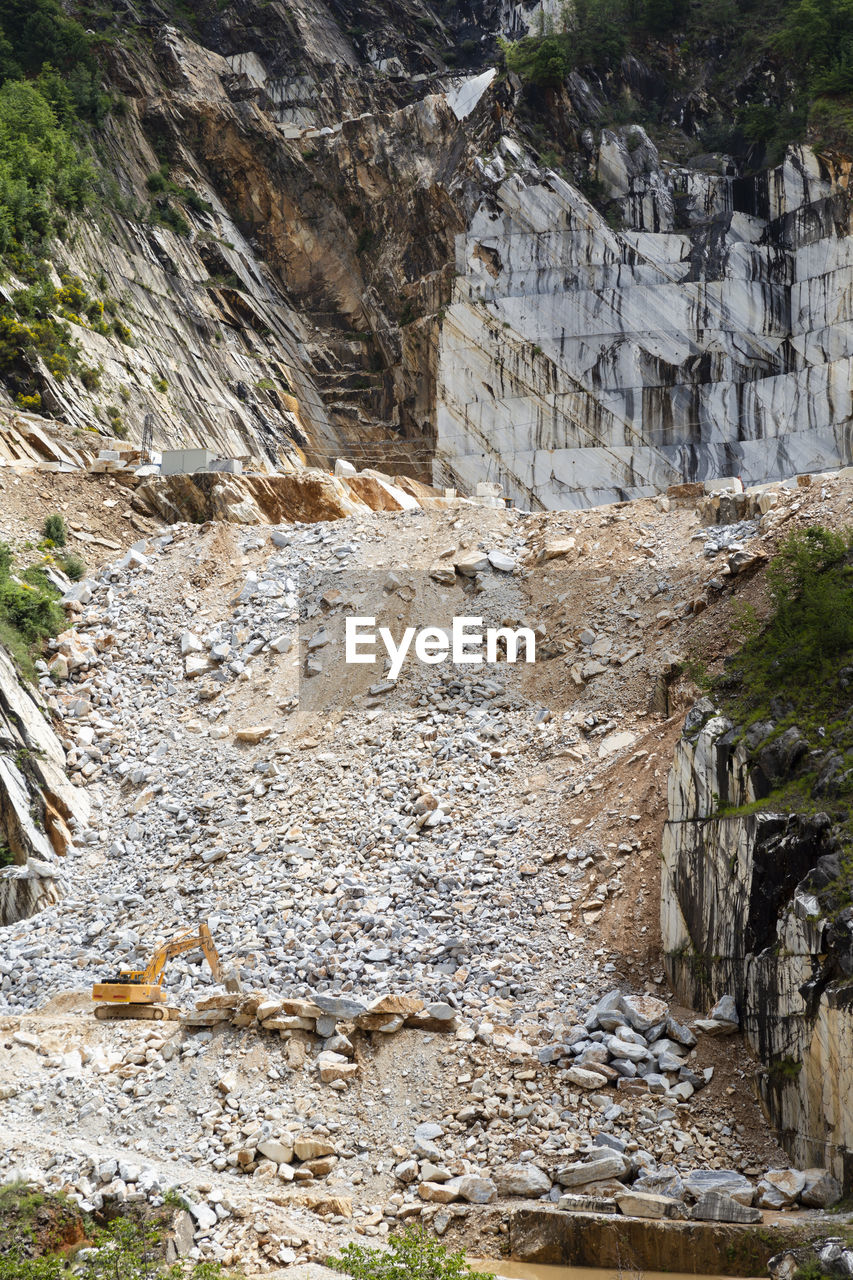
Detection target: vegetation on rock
<box><xmin>724</xmin><ymin>525</ymin><xmax>853</xmax><ymax>715</ymax></box>
<box><xmin>714</xmin><ymin>525</ymin><xmax>853</xmax><ymax>909</ymax></box>
<box><xmin>0</xmin><ymin>272</ymin><xmax>124</xmax><ymax>408</ymax></box>
<box><xmin>0</xmin><ymin>1183</ymin><xmax>238</xmax><ymax>1279</ymax></box>
<box><xmin>329</xmin><ymin>1227</ymin><xmax>494</xmax><ymax>1280</ymax></box>
<box><xmin>0</xmin><ymin>0</ymin><xmax>108</xmax><ymax>257</ymax></box>
<box><xmin>0</xmin><ymin>539</ymin><xmax>64</xmax><ymax>678</ymax></box>
<box><xmin>500</xmin><ymin>0</ymin><xmax>853</xmax><ymax>160</ymax></box>
<box><xmin>42</xmin><ymin>513</ymin><xmax>67</xmax><ymax>547</ymax></box>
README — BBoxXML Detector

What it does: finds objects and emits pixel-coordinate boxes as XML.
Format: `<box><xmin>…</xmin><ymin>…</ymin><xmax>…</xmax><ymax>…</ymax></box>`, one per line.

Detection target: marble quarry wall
<box><xmin>435</xmin><ymin>142</ymin><xmax>853</xmax><ymax>508</ymax></box>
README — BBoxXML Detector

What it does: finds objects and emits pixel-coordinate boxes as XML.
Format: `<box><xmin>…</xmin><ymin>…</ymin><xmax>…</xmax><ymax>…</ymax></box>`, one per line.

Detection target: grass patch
<box><xmin>58</xmin><ymin>552</ymin><xmax>85</xmax><ymax>581</ymax></box>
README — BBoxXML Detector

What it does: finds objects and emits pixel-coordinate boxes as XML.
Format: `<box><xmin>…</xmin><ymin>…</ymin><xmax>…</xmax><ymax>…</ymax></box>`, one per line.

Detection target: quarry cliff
<box><xmin>2</xmin><ymin>0</ymin><xmax>853</xmax><ymax>506</ymax></box>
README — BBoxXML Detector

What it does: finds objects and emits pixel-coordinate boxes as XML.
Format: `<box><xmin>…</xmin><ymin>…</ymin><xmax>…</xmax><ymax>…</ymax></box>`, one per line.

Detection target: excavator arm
<box><xmin>198</xmin><ymin>921</ymin><xmax>225</xmax><ymax>985</ymax></box>
<box><xmin>143</xmin><ymin>927</ymin><xmax>209</xmax><ymax>985</ymax></box>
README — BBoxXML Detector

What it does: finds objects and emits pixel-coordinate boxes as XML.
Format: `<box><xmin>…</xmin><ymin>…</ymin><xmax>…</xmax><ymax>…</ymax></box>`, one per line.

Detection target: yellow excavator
<box><xmin>92</xmin><ymin>921</ymin><xmax>228</xmax><ymax>1020</ymax></box>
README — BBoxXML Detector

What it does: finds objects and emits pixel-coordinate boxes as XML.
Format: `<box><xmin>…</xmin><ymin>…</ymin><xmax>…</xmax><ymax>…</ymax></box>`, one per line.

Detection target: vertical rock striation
<box><xmin>436</xmin><ymin>143</ymin><xmax>853</xmax><ymax>508</ymax></box>
<box><xmin>0</xmin><ymin>647</ymin><xmax>89</xmax><ymax>926</ymax></box>
<box><xmin>661</xmin><ymin>706</ymin><xmax>853</xmax><ymax>1187</ymax></box>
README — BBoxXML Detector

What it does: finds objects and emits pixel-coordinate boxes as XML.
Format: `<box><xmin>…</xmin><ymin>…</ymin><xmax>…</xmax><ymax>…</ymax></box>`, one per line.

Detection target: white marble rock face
<box><xmin>660</xmin><ymin>713</ymin><xmax>853</xmax><ymax>1185</ymax></box>
<box><xmin>435</xmin><ymin>144</ymin><xmax>853</xmax><ymax>508</ymax></box>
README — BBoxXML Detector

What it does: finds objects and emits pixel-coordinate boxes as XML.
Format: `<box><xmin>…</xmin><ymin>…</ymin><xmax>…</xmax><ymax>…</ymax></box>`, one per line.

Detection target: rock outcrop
<box><xmin>661</xmin><ymin>705</ymin><xmax>853</xmax><ymax>1187</ymax></box>
<box><xmin>0</xmin><ymin>646</ymin><xmax>89</xmax><ymax>925</ymax></box>
<box><xmin>3</xmin><ymin>23</ymin><xmax>497</xmax><ymax>476</ymax></box>
<box><xmin>131</xmin><ymin>463</ymin><xmax>455</xmax><ymax>524</ymax></box>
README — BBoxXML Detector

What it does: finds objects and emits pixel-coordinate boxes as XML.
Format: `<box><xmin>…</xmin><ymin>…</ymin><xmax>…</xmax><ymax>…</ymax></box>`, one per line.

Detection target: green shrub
<box><xmin>107</xmin><ymin>405</ymin><xmax>127</xmax><ymax>438</ymax></box>
<box><xmin>42</xmin><ymin>513</ymin><xmax>66</xmax><ymax>546</ymax></box>
<box><xmin>80</xmin><ymin>365</ymin><xmax>100</xmax><ymax>389</ymax></box>
<box><xmin>774</xmin><ymin>0</ymin><xmax>853</xmax><ymax>97</ymax></box>
<box><xmin>59</xmin><ymin>552</ymin><xmax>85</xmax><ymax>580</ymax></box>
<box><xmin>22</xmin><ymin>563</ymin><xmax>53</xmax><ymax>590</ymax></box>
<box><xmin>493</xmin><ymin>0</ymin><xmax>853</xmax><ymax>165</ymax></box>
<box><xmin>183</xmin><ymin>187</ymin><xmax>211</xmax><ymax>213</ymax></box>
<box><xmin>329</xmin><ymin>1227</ymin><xmax>494</xmax><ymax>1280</ymax></box>
<box><xmin>723</xmin><ymin>526</ymin><xmax>853</xmax><ymax>709</ymax></box>
<box><xmin>149</xmin><ymin>199</ymin><xmax>190</xmax><ymax>237</ymax></box>
<box><xmin>0</xmin><ymin>278</ymin><xmax>89</xmax><ymax>404</ymax></box>
<box><xmin>0</xmin><ymin>617</ymin><xmax>37</xmax><ymax>680</ymax></box>
<box><xmin>0</xmin><ymin>1204</ymin><xmax>234</xmax><ymax>1278</ymax></box>
<box><xmin>502</xmin><ymin>33</ymin><xmax>571</xmax><ymax>85</ymax></box>
<box><xmin>0</xmin><ymin>0</ymin><xmax>107</xmax><ymax>122</ymax></box>
<box><xmin>0</xmin><ymin>576</ymin><xmax>63</xmax><ymax>642</ymax></box>
<box><xmin>500</xmin><ymin>0</ymin><xmax>627</xmax><ymax>83</ymax></box>
<box><xmin>57</xmin><ymin>273</ymin><xmax>86</xmax><ymax>312</ymax></box>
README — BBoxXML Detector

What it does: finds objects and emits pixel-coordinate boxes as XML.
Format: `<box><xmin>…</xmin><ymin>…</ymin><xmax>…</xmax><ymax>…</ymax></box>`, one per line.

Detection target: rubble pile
<box><xmin>3</xmin><ymin>475</ymin><xmax>853</xmax><ymax>1270</ymax></box>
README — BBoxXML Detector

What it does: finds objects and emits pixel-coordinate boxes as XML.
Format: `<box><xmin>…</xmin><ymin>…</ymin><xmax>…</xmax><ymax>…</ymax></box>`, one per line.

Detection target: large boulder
<box><xmin>616</xmin><ymin>1191</ymin><xmax>684</xmax><ymax>1219</ymax></box>
<box><xmin>757</xmin><ymin>1169</ymin><xmax>807</xmax><ymax>1208</ymax></box>
<box><xmin>495</xmin><ymin>1164</ymin><xmax>552</xmax><ymax>1198</ymax></box>
<box><xmin>441</xmin><ymin>1174</ymin><xmax>497</xmax><ymax>1204</ymax></box>
<box><xmin>632</xmin><ymin>1168</ymin><xmax>685</xmax><ymax>1200</ymax></box>
<box><xmin>556</xmin><ymin>1154</ymin><xmax>629</xmax><ymax>1187</ymax></box>
<box><xmin>564</xmin><ymin>1065</ymin><xmax>610</xmax><ymax>1089</ymax></box>
<box><xmin>708</xmin><ymin>994</ymin><xmax>739</xmax><ymax>1026</ymax></box>
<box><xmin>690</xmin><ymin>1192</ymin><xmax>761</xmax><ymax>1223</ymax></box>
<box><xmin>683</xmin><ymin>1169</ymin><xmax>754</xmax><ymax>1205</ymax></box>
<box><xmin>800</xmin><ymin>1168</ymin><xmax>842</xmax><ymax>1208</ymax></box>
<box><xmin>620</xmin><ymin>993</ymin><xmax>669</xmax><ymax>1033</ymax></box>
<box><xmin>769</xmin><ymin>1239</ymin><xmax>853</xmax><ymax>1280</ymax></box>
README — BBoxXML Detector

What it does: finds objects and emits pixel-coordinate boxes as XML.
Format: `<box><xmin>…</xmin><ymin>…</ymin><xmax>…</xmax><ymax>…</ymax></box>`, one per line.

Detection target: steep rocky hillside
<box><xmin>3</xmin><ymin>0</ymin><xmax>853</xmax><ymax>1273</ymax></box>
<box><xmin>1</xmin><ymin>0</ymin><xmax>852</xmax><ymax>505</ymax></box>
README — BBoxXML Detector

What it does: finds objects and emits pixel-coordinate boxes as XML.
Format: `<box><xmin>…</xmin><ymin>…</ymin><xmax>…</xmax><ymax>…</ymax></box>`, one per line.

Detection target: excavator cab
<box><xmin>104</xmin><ymin>968</ymin><xmax>146</xmax><ymax>985</ymax></box>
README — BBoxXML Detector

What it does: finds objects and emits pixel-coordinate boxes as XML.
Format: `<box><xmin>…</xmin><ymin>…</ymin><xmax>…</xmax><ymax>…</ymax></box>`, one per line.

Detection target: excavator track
<box><xmin>94</xmin><ymin>1004</ymin><xmax>182</xmax><ymax>1021</ymax></box>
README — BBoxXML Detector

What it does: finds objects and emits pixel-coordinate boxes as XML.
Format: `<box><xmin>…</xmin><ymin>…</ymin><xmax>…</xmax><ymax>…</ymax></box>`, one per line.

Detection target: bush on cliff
<box><xmin>329</xmin><ymin>1226</ymin><xmax>493</xmax><ymax>1280</ymax></box>
<box><xmin>726</xmin><ymin>525</ymin><xmax>853</xmax><ymax>714</ymax></box>
<box><xmin>0</xmin><ymin>0</ymin><xmax>108</xmax><ymax>124</ymax></box>
<box><xmin>0</xmin><ymin>541</ymin><xmax>64</xmax><ymax>680</ymax></box>
<box><xmin>0</xmin><ymin>80</ymin><xmax>95</xmax><ymax>253</ymax></box>
<box><xmin>499</xmin><ymin>0</ymin><xmax>853</xmax><ymax>157</ymax></box>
